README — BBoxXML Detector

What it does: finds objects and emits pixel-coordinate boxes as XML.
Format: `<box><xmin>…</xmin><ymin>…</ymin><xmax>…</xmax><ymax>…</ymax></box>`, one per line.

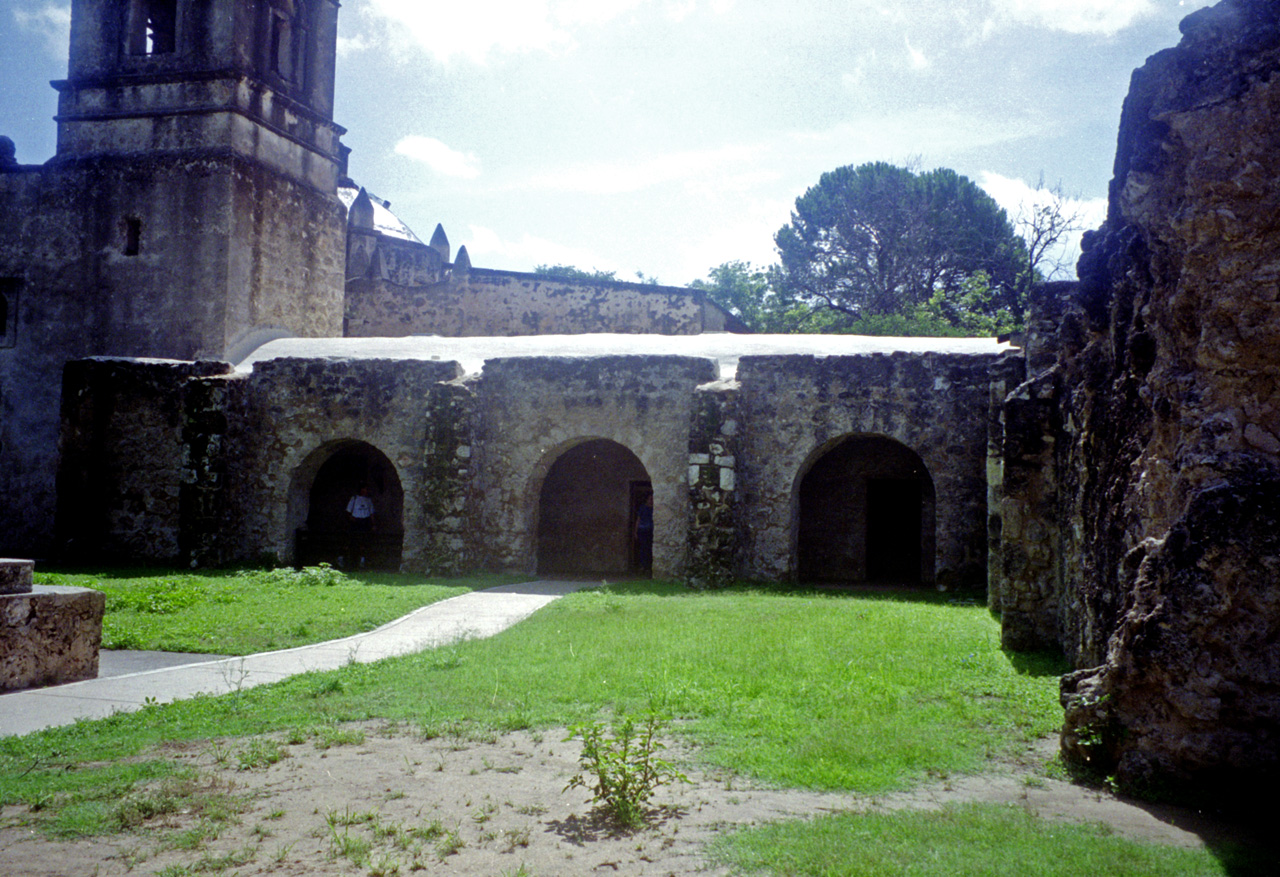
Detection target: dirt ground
<box><xmin>0</xmin><ymin>724</ymin><xmax>1264</xmax><ymax>877</ymax></box>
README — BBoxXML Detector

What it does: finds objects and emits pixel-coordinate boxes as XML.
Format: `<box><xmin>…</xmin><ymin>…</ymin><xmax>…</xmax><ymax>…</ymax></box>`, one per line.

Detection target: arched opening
<box><xmin>795</xmin><ymin>435</ymin><xmax>936</xmax><ymax>585</ymax></box>
<box><xmin>536</xmin><ymin>439</ymin><xmax>651</xmax><ymax>576</ymax></box>
<box><xmin>291</xmin><ymin>440</ymin><xmax>403</xmax><ymax>570</ymax></box>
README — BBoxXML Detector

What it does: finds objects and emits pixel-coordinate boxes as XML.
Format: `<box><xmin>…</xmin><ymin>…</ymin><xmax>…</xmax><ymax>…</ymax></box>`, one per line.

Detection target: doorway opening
<box><xmin>292</xmin><ymin>440</ymin><xmax>403</xmax><ymax>570</ymax></box>
<box><xmin>536</xmin><ymin>439</ymin><xmax>651</xmax><ymax>576</ymax></box>
<box><xmin>796</xmin><ymin>435</ymin><xmax>935</xmax><ymax>585</ymax></box>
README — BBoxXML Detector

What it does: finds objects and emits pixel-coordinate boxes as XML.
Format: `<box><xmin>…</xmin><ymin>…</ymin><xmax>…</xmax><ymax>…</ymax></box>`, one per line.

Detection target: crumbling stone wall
<box><xmin>735</xmin><ymin>352</ymin><xmax>1011</xmax><ymax>586</ymax></box>
<box><xmin>470</xmin><ymin>356</ymin><xmax>718</xmax><ymax>576</ymax></box>
<box><xmin>1042</xmin><ymin>0</ymin><xmax>1280</xmax><ymax>799</ymax></box>
<box><xmin>685</xmin><ymin>381</ymin><xmax>742</xmax><ymax>589</ymax></box>
<box><xmin>224</xmin><ymin>358</ymin><xmax>463</xmax><ymax>568</ymax></box>
<box><xmin>57</xmin><ymin>357</ymin><xmax>235</xmax><ymax>563</ymax></box>
<box><xmin>58</xmin><ymin>347</ymin><xmax>1013</xmax><ymax>590</ymax></box>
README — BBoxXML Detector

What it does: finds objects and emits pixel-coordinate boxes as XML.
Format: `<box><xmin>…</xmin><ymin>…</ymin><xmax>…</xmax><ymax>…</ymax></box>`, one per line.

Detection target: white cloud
<box><xmin>14</xmin><ymin>3</ymin><xmax>71</xmax><ymax>61</ymax></box>
<box><xmin>904</xmin><ymin>36</ymin><xmax>929</xmax><ymax>71</ymax></box>
<box><xmin>365</xmin><ymin>0</ymin><xmax>571</xmax><ymax>63</ymax></box>
<box><xmin>979</xmin><ymin>171</ymin><xmax>1108</xmax><ymax>279</ymax></box>
<box><xmin>394</xmin><ymin>136</ymin><xmax>482</xmax><ymax>179</ymax></box>
<box><xmin>336</xmin><ymin>34</ymin><xmax>372</xmax><ymax>57</ymax></box>
<box><xmin>465</xmin><ymin>225</ymin><xmax>610</xmax><ymax>271</ymax></box>
<box><xmin>523</xmin><ymin>144</ymin><xmax>763</xmax><ymax>195</ymax></box>
<box><xmin>363</xmin><ymin>0</ymin><xmax>664</xmax><ymax>63</ymax></box>
<box><xmin>993</xmin><ymin>0</ymin><xmax>1155</xmax><ymax>36</ymax></box>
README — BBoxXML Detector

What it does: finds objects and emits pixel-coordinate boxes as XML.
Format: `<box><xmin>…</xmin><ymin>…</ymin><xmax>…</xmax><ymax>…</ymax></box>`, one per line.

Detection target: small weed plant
<box><xmin>565</xmin><ymin>709</ymin><xmax>689</xmax><ymax>829</ymax></box>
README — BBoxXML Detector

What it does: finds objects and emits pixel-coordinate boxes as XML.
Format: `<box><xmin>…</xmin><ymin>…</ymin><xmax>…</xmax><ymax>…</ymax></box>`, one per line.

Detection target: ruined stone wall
<box><xmin>345</xmin><ymin>267</ymin><xmax>738</xmax><ymax>338</ymax></box>
<box><xmin>0</xmin><ymin>153</ymin><xmax>345</xmax><ymax>557</ymax></box>
<box><xmin>470</xmin><ymin>356</ymin><xmax>719</xmax><ymax>576</ymax></box>
<box><xmin>685</xmin><ymin>381</ymin><xmax>742</xmax><ymax>589</ymax></box>
<box><xmin>223</xmin><ymin>358</ymin><xmax>463</xmax><ymax>568</ymax></box>
<box><xmin>735</xmin><ymin>352</ymin><xmax>1009</xmax><ymax>587</ymax></box>
<box><xmin>57</xmin><ymin>358</ymin><xmax>235</xmax><ymax>562</ymax></box>
<box><xmin>1046</xmin><ymin>0</ymin><xmax>1280</xmax><ymax>799</ymax></box>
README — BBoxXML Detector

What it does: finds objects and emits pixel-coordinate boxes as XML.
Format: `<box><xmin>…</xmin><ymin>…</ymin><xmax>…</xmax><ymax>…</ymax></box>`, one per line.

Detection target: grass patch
<box><xmin>711</xmin><ymin>802</ymin><xmax>1268</xmax><ymax>876</ymax></box>
<box><xmin>32</xmin><ymin>567</ymin><xmax>523</xmax><ymax>655</ymax></box>
<box><xmin>2</xmin><ymin>582</ymin><xmax>1065</xmax><ymax>805</ymax></box>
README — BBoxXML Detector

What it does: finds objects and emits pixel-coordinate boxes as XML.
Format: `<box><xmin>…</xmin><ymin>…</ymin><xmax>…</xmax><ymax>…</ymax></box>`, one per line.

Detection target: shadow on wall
<box><xmin>291</xmin><ymin>440</ymin><xmax>404</xmax><ymax>570</ymax></box>
<box><xmin>536</xmin><ymin>439</ymin><xmax>652</xmax><ymax>577</ymax></box>
<box><xmin>794</xmin><ymin>435</ymin><xmax>936</xmax><ymax>585</ymax></box>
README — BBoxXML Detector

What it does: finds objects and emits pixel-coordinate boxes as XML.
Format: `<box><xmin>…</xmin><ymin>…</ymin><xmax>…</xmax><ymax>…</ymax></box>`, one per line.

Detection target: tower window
<box><xmin>270</xmin><ymin>2</ymin><xmax>310</xmax><ymax>87</ymax></box>
<box><xmin>126</xmin><ymin>0</ymin><xmax>177</xmax><ymax>56</ymax></box>
<box><xmin>270</xmin><ymin>13</ymin><xmax>293</xmax><ymax>79</ymax></box>
<box><xmin>124</xmin><ymin>218</ymin><xmax>142</xmax><ymax>256</ymax></box>
<box><xmin>0</xmin><ymin>279</ymin><xmax>17</xmax><ymax>348</ymax></box>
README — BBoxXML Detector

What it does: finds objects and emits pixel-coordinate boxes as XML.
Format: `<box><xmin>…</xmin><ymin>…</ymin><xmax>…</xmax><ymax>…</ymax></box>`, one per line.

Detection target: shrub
<box><xmin>565</xmin><ymin>710</ymin><xmax>689</xmax><ymax>828</ymax></box>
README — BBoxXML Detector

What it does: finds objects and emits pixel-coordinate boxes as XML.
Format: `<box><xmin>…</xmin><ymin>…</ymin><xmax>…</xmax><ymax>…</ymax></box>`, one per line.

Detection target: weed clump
<box><xmin>565</xmin><ymin>709</ymin><xmax>689</xmax><ymax>829</ymax></box>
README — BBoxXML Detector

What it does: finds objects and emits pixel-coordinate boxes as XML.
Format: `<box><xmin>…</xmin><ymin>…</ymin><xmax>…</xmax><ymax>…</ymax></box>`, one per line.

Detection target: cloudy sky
<box><xmin>3</xmin><ymin>0</ymin><xmax>1212</xmax><ymax>285</ymax></box>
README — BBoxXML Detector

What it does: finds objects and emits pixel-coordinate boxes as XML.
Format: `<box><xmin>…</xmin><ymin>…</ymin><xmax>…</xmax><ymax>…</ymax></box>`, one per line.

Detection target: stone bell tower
<box><xmin>0</xmin><ymin>0</ymin><xmax>347</xmax><ymax>555</ymax></box>
<box><xmin>52</xmin><ymin>0</ymin><xmax>348</xmax><ymax>359</ymax></box>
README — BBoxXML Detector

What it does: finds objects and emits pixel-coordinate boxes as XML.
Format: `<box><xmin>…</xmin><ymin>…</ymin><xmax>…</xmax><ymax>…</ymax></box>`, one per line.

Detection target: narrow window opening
<box><xmin>0</xmin><ymin>279</ymin><xmax>18</xmax><ymax>348</ymax></box>
<box><xmin>270</xmin><ymin>13</ymin><xmax>292</xmax><ymax>79</ymax></box>
<box><xmin>124</xmin><ymin>218</ymin><xmax>142</xmax><ymax>256</ymax></box>
<box><xmin>127</xmin><ymin>0</ymin><xmax>177</xmax><ymax>56</ymax></box>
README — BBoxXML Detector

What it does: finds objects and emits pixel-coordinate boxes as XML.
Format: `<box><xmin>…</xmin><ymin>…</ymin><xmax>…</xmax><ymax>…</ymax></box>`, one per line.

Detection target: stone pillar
<box><xmin>684</xmin><ymin>381</ymin><xmax>741</xmax><ymax>589</ymax></box>
<box><xmin>997</xmin><ymin>370</ymin><xmax>1062</xmax><ymax>650</ymax></box>
<box><xmin>418</xmin><ymin>381</ymin><xmax>476</xmax><ymax>575</ymax></box>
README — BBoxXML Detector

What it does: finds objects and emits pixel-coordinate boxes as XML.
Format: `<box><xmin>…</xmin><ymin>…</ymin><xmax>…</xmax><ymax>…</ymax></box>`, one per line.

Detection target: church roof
<box><xmin>337</xmin><ymin>185</ymin><xmax>422</xmax><ymax>243</ymax></box>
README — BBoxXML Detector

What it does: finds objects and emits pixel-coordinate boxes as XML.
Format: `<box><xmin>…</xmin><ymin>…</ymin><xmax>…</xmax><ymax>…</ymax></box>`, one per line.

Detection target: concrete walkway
<box><xmin>0</xmin><ymin>580</ymin><xmax>585</xmax><ymax>738</ymax></box>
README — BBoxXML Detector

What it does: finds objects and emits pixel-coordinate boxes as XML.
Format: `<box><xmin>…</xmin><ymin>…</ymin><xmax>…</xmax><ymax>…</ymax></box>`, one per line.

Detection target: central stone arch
<box><xmin>534</xmin><ymin>438</ymin><xmax>652</xmax><ymax>576</ymax></box>
<box><xmin>793</xmin><ymin>434</ymin><xmax>936</xmax><ymax>584</ymax></box>
<box><xmin>288</xmin><ymin>439</ymin><xmax>404</xmax><ymax>569</ymax></box>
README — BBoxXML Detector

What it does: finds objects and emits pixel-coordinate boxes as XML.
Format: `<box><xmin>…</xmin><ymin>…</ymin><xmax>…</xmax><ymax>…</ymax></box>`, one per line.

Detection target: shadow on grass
<box><xmin>1003</xmin><ymin>649</ymin><xmax>1069</xmax><ymax>677</ymax></box>
<box><xmin>594</xmin><ymin>577</ymin><xmax>989</xmax><ymax>608</ymax></box>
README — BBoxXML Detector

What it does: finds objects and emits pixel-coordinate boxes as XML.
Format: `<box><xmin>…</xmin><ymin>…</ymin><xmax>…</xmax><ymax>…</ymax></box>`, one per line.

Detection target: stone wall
<box><xmin>223</xmin><ymin>357</ymin><xmax>464</xmax><ymax>568</ymax></box>
<box><xmin>1042</xmin><ymin>0</ymin><xmax>1280</xmax><ymax>800</ymax></box>
<box><xmin>56</xmin><ymin>347</ymin><xmax>1010</xmax><ymax>592</ymax></box>
<box><xmin>58</xmin><ymin>358</ymin><xmax>236</xmax><ymax>563</ymax></box>
<box><xmin>735</xmin><ymin>352</ymin><xmax>1009</xmax><ymax>587</ymax></box>
<box><xmin>471</xmin><ymin>356</ymin><xmax>719</xmax><ymax>576</ymax></box>
<box><xmin>346</xmin><ymin>261</ymin><xmax>742</xmax><ymax>338</ymax></box>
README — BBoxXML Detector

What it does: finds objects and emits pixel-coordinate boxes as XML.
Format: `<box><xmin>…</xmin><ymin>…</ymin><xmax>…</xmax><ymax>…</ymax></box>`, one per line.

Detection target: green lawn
<box><xmin>33</xmin><ymin>566</ymin><xmax>522</xmax><ymax>654</ymax></box>
<box><xmin>711</xmin><ymin>802</ymin><xmax>1268</xmax><ymax>876</ymax></box>
<box><xmin>2</xmin><ymin>577</ymin><xmax>1265</xmax><ymax>874</ymax></box>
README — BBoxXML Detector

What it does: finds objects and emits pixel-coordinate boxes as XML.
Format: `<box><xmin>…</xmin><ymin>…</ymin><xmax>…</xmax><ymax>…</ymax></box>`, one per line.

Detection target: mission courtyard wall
<box><xmin>469</xmin><ymin>356</ymin><xmax>719</xmax><ymax>577</ymax></box>
<box><xmin>57</xmin><ymin>349</ymin><xmax>1006</xmax><ymax>590</ymax></box>
<box><xmin>734</xmin><ymin>352</ymin><xmax>1009</xmax><ymax>587</ymax></box>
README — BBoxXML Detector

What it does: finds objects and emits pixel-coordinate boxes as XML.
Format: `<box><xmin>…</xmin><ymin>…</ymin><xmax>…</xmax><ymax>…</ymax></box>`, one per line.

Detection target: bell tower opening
<box><xmin>126</xmin><ymin>0</ymin><xmax>177</xmax><ymax>55</ymax></box>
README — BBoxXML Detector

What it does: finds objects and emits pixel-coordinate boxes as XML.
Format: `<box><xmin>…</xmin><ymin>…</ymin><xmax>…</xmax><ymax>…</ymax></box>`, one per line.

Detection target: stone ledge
<box><xmin>2</xmin><ymin>585</ymin><xmax>105</xmax><ymax>691</ymax></box>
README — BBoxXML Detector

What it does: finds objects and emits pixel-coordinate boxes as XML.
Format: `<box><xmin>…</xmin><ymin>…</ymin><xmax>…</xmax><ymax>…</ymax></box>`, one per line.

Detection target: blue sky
<box><xmin>2</xmin><ymin>0</ymin><xmax>1212</xmax><ymax>285</ymax></box>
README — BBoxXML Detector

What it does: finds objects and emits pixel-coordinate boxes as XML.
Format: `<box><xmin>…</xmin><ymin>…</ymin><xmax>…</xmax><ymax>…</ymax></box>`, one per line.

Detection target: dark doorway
<box><xmin>796</xmin><ymin>436</ymin><xmax>935</xmax><ymax>584</ymax></box>
<box><xmin>629</xmin><ymin>480</ymin><xmax>654</xmax><ymax>575</ymax></box>
<box><xmin>294</xmin><ymin>441</ymin><xmax>403</xmax><ymax>570</ymax></box>
<box><xmin>866</xmin><ymin>478</ymin><xmax>923</xmax><ymax>582</ymax></box>
<box><xmin>536</xmin><ymin>439</ymin><xmax>650</xmax><ymax>576</ymax></box>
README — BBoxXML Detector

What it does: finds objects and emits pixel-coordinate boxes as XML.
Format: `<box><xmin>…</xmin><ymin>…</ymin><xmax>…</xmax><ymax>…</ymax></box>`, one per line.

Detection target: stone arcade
<box><xmin>2</xmin><ymin>0</ymin><xmax>1278</xmax><ymax>800</ymax></box>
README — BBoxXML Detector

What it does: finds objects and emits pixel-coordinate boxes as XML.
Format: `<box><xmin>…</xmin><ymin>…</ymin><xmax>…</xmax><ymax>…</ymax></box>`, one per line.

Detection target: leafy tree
<box><xmin>772</xmin><ymin>162</ymin><xmax>1031</xmax><ymax>332</ymax></box>
<box><xmin>694</xmin><ymin>262</ymin><xmax>1022</xmax><ymax>337</ymax></box>
<box><xmin>533</xmin><ymin>264</ymin><xmax>619</xmax><ymax>282</ymax></box>
<box><xmin>691</xmin><ymin>262</ymin><xmax>794</xmax><ymax>333</ymax></box>
<box><xmin>533</xmin><ymin>265</ymin><xmax>663</xmax><ymax>285</ymax></box>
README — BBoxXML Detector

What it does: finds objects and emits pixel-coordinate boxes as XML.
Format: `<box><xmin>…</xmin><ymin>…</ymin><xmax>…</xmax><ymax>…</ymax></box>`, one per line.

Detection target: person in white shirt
<box><xmin>345</xmin><ymin>484</ymin><xmax>376</xmax><ymax>568</ymax></box>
